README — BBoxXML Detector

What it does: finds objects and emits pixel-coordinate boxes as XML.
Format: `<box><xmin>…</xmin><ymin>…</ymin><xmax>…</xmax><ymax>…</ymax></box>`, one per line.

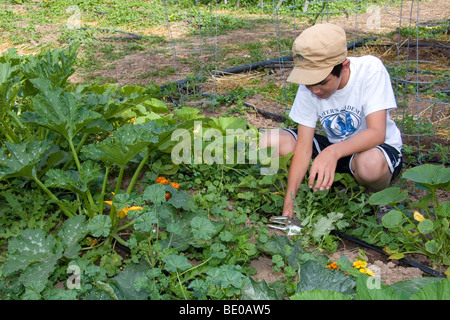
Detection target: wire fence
<box><xmin>160</xmin><ymin>0</ymin><xmax>449</xmax><ymax>164</ymax></box>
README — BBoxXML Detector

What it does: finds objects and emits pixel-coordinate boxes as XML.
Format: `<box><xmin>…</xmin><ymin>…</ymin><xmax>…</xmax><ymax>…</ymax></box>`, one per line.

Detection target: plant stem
<box><xmin>116</xmin><ymin>220</ymin><xmax>135</xmax><ymax>232</ymax></box>
<box><xmin>126</xmin><ymin>151</ymin><xmax>149</xmax><ymax>194</ymax></box>
<box><xmin>112</xmin><ymin>233</ymin><xmax>128</xmax><ymax>246</ymax></box>
<box><xmin>98</xmin><ymin>165</ymin><xmax>111</xmax><ymax>215</ymax></box>
<box><xmin>0</xmin><ymin>121</ymin><xmax>18</xmax><ymax>144</ymax></box>
<box><xmin>111</xmin><ymin>165</ymin><xmax>125</xmax><ymax>228</ymax></box>
<box><xmin>68</xmin><ymin>138</ymin><xmax>97</xmax><ymax>213</ymax></box>
<box><xmin>68</xmin><ymin>138</ymin><xmax>82</xmax><ymax>171</ymax></box>
<box><xmin>173</xmin><ymin>271</ymin><xmax>188</xmax><ymax>299</ymax></box>
<box><xmin>32</xmin><ymin>175</ymin><xmax>74</xmax><ymax>218</ymax></box>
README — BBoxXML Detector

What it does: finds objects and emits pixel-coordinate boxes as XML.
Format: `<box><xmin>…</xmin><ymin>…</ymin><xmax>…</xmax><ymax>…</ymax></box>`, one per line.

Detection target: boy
<box><xmin>260</xmin><ymin>23</ymin><xmax>402</xmax><ymax>218</ymax></box>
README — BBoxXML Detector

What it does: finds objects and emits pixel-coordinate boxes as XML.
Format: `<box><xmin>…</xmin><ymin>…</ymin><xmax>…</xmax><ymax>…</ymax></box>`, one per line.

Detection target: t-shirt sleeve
<box><xmin>288</xmin><ymin>86</ymin><xmax>319</xmax><ymax>128</ymax></box>
<box><xmin>363</xmin><ymin>58</ymin><xmax>397</xmax><ymax>115</ymax></box>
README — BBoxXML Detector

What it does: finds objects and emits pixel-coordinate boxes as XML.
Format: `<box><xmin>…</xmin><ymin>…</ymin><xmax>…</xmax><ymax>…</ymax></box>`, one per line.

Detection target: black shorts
<box><xmin>284</xmin><ymin>129</ymin><xmax>403</xmax><ymax>181</ymax></box>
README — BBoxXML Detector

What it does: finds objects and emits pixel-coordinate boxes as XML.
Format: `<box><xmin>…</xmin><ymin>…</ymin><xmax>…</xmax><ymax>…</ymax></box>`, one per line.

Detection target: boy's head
<box><xmin>287</xmin><ymin>23</ymin><xmax>348</xmax><ymax>85</ymax></box>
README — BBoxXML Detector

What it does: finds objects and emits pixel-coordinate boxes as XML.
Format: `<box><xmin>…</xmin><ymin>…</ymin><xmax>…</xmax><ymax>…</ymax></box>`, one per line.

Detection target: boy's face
<box><xmin>305</xmin><ymin>59</ymin><xmax>350</xmax><ymax>99</ymax></box>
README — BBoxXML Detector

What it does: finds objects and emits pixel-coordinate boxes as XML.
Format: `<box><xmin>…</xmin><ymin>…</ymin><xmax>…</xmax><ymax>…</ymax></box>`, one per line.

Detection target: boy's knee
<box><xmin>352</xmin><ymin>150</ymin><xmax>390</xmax><ymax>185</ymax></box>
<box><xmin>260</xmin><ymin>130</ymin><xmax>296</xmax><ymax>156</ymax></box>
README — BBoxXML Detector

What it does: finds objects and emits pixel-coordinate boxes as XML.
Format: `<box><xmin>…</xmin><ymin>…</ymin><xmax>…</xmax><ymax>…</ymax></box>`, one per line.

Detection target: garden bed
<box><xmin>0</xmin><ymin>0</ymin><xmax>448</xmax><ymax>301</ymax></box>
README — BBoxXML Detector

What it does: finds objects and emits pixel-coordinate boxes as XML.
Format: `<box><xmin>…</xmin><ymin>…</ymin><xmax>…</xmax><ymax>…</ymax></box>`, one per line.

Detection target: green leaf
<box><xmin>21</xmin><ymin>44</ymin><xmax>78</xmax><ymax>88</ymax></box>
<box><xmin>22</xmin><ymin>78</ymin><xmax>103</xmax><ymax>141</ymax></box>
<box><xmin>2</xmin><ymin>229</ymin><xmax>62</xmax><ymax>293</ymax></box>
<box><xmin>311</xmin><ymin>212</ymin><xmax>344</xmax><ymax>240</ymax></box>
<box><xmin>173</xmin><ymin>107</ymin><xmax>205</xmax><ymax>121</ymax></box>
<box><xmin>163</xmin><ymin>254</ymin><xmax>192</xmax><ymax>273</ymax></box>
<box><xmin>0</xmin><ymin>140</ymin><xmax>52</xmax><ymax>180</ymax></box>
<box><xmin>417</xmin><ymin>219</ymin><xmax>434</xmax><ymax>234</ymax></box>
<box><xmin>0</xmin><ymin>61</ymin><xmax>22</xmax><ymax>116</ymax></box>
<box><xmin>257</xmin><ymin>236</ymin><xmax>306</xmax><ymax>269</ymax></box>
<box><xmin>369</xmin><ymin>187</ymin><xmax>408</xmax><ymax>206</ymax></box>
<box><xmin>355</xmin><ymin>274</ymin><xmax>406</xmax><ymax>300</ymax></box>
<box><xmin>241</xmin><ymin>278</ymin><xmax>279</xmax><ymax>300</ymax></box>
<box><xmin>82</xmin><ymin>123</ymin><xmax>159</xmax><ymax>167</ymax></box>
<box><xmin>143</xmin><ymin>183</ymin><xmax>166</xmax><ymax>205</ymax></box>
<box><xmin>382</xmin><ymin>210</ymin><xmax>404</xmax><ymax>229</ymax></box>
<box><xmin>403</xmin><ymin>164</ymin><xmax>450</xmax><ymax>190</ymax></box>
<box><xmin>208</xmin><ymin>116</ymin><xmax>248</xmax><ymax>132</ymax></box>
<box><xmin>57</xmin><ymin>215</ymin><xmax>88</xmax><ymax>259</ymax></box>
<box><xmin>190</xmin><ymin>216</ymin><xmax>216</xmax><ymax>240</ymax></box>
<box><xmin>88</xmin><ymin>215</ymin><xmax>112</xmax><ymax>237</ymax></box>
<box><xmin>112</xmin><ymin>267</ymin><xmax>148</xmax><ymax>300</ymax></box>
<box><xmin>409</xmin><ymin>279</ymin><xmax>450</xmax><ymax>300</ymax></box>
<box><xmin>206</xmin><ymin>265</ymin><xmax>248</xmax><ymax>289</ymax></box>
<box><xmin>143</xmin><ymin>98</ymin><xmax>170</xmax><ymax>114</ymax></box>
<box><xmin>389</xmin><ymin>277</ymin><xmax>444</xmax><ymax>298</ymax></box>
<box><xmin>296</xmin><ymin>260</ymin><xmax>355</xmax><ymax>295</ymax></box>
<box><xmin>3</xmin><ymin>229</ymin><xmax>58</xmax><ymax>275</ymax></box>
<box><xmin>437</xmin><ymin>202</ymin><xmax>449</xmax><ymax>217</ymax></box>
<box><xmin>424</xmin><ymin>240</ymin><xmax>440</xmax><ymax>254</ymax></box>
<box><xmin>167</xmin><ymin>190</ymin><xmax>195</xmax><ymax>210</ymax></box>
<box><xmin>291</xmin><ymin>289</ymin><xmax>351</xmax><ymax>300</ymax></box>
<box><xmin>134</xmin><ymin>210</ymin><xmax>157</xmax><ymax>232</ymax></box>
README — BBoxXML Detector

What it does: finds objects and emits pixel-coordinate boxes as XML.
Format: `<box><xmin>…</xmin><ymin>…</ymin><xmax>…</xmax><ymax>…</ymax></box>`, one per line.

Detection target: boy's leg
<box><xmin>350</xmin><ymin>145</ymin><xmax>402</xmax><ymax>193</ymax></box>
<box><xmin>351</xmin><ymin>149</ymin><xmax>392</xmax><ymax>193</ymax></box>
<box><xmin>259</xmin><ymin>129</ymin><xmax>297</xmax><ymax>156</ymax></box>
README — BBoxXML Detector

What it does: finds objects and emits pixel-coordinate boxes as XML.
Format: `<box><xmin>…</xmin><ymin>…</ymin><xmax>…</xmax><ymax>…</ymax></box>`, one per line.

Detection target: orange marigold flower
<box><xmin>170</xmin><ymin>182</ymin><xmax>180</xmax><ymax>189</ymax></box>
<box><xmin>165</xmin><ymin>193</ymin><xmax>171</xmax><ymax>201</ymax></box>
<box><xmin>155</xmin><ymin>177</ymin><xmax>170</xmax><ymax>185</ymax></box>
<box><xmin>326</xmin><ymin>261</ymin><xmax>340</xmax><ymax>270</ymax></box>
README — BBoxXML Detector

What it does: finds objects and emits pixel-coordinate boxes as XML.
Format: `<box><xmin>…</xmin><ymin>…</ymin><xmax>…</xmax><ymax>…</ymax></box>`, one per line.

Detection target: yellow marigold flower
<box><xmin>352</xmin><ymin>260</ymin><xmax>367</xmax><ymax>269</ymax></box>
<box><xmin>413</xmin><ymin>211</ymin><xmax>424</xmax><ymax>222</ymax></box>
<box><xmin>365</xmin><ymin>268</ymin><xmax>375</xmax><ymax>276</ymax></box>
<box><xmin>155</xmin><ymin>177</ymin><xmax>170</xmax><ymax>185</ymax></box>
<box><xmin>170</xmin><ymin>182</ymin><xmax>180</xmax><ymax>189</ymax></box>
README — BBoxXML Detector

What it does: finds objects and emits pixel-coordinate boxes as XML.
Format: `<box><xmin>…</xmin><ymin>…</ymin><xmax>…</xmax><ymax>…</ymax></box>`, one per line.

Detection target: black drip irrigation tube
<box><xmin>330</xmin><ymin>230</ymin><xmax>447</xmax><ymax>278</ymax></box>
<box><xmin>156</xmin><ymin>37</ymin><xmax>450</xmax><ymax>279</ymax></box>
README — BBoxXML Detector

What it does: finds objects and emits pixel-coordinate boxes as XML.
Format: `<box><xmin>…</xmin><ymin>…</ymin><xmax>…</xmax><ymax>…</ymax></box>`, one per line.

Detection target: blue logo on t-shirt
<box><xmin>322</xmin><ymin>110</ymin><xmax>360</xmax><ymax>139</ymax></box>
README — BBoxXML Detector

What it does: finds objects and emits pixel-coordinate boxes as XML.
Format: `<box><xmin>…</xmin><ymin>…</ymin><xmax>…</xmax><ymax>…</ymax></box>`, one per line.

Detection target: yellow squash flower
<box><xmin>104</xmin><ymin>200</ymin><xmax>143</xmax><ymax>218</ymax></box>
<box><xmin>413</xmin><ymin>211</ymin><xmax>424</xmax><ymax>222</ymax></box>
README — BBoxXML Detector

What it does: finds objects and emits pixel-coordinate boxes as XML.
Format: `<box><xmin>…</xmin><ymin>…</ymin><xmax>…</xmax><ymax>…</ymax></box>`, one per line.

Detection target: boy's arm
<box><xmin>282</xmin><ymin>124</ymin><xmax>315</xmax><ymax>218</ymax></box>
<box><xmin>308</xmin><ymin>109</ymin><xmax>387</xmax><ymax>191</ymax></box>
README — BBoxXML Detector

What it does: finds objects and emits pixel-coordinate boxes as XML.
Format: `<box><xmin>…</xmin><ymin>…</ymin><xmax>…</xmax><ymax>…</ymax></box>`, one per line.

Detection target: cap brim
<box><xmin>287</xmin><ymin>66</ymin><xmax>333</xmax><ymax>85</ymax></box>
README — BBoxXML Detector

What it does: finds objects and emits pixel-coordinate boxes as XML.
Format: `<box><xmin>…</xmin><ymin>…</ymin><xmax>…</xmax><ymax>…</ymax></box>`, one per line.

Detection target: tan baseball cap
<box><xmin>287</xmin><ymin>23</ymin><xmax>348</xmax><ymax>85</ymax></box>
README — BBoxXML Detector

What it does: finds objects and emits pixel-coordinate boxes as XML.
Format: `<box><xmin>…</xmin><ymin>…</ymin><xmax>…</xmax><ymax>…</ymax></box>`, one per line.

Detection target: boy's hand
<box><xmin>282</xmin><ymin>196</ymin><xmax>295</xmax><ymax>219</ymax></box>
<box><xmin>308</xmin><ymin>147</ymin><xmax>338</xmax><ymax>191</ymax></box>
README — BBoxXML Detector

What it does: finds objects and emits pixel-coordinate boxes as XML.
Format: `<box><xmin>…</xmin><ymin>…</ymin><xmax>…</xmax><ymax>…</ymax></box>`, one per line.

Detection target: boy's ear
<box><xmin>342</xmin><ymin>59</ymin><xmax>350</xmax><ymax>70</ymax></box>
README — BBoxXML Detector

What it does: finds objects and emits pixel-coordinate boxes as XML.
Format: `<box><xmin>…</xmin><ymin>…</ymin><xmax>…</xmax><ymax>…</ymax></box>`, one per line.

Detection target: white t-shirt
<box><xmin>289</xmin><ymin>55</ymin><xmax>402</xmax><ymax>151</ymax></box>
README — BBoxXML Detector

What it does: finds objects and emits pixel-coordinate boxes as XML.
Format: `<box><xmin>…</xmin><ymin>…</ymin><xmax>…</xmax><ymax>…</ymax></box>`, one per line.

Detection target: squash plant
<box><xmin>369</xmin><ymin>164</ymin><xmax>450</xmax><ymax>268</ymax></box>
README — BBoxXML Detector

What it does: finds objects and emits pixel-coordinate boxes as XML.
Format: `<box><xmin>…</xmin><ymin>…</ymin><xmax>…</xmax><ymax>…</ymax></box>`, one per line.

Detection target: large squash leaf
<box><xmin>21</xmin><ymin>78</ymin><xmax>106</xmax><ymax>141</ymax></box>
<box><xmin>0</xmin><ymin>140</ymin><xmax>52</xmax><ymax>180</ymax></box>
<box><xmin>81</xmin><ymin>122</ymin><xmax>161</xmax><ymax>167</ymax></box>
